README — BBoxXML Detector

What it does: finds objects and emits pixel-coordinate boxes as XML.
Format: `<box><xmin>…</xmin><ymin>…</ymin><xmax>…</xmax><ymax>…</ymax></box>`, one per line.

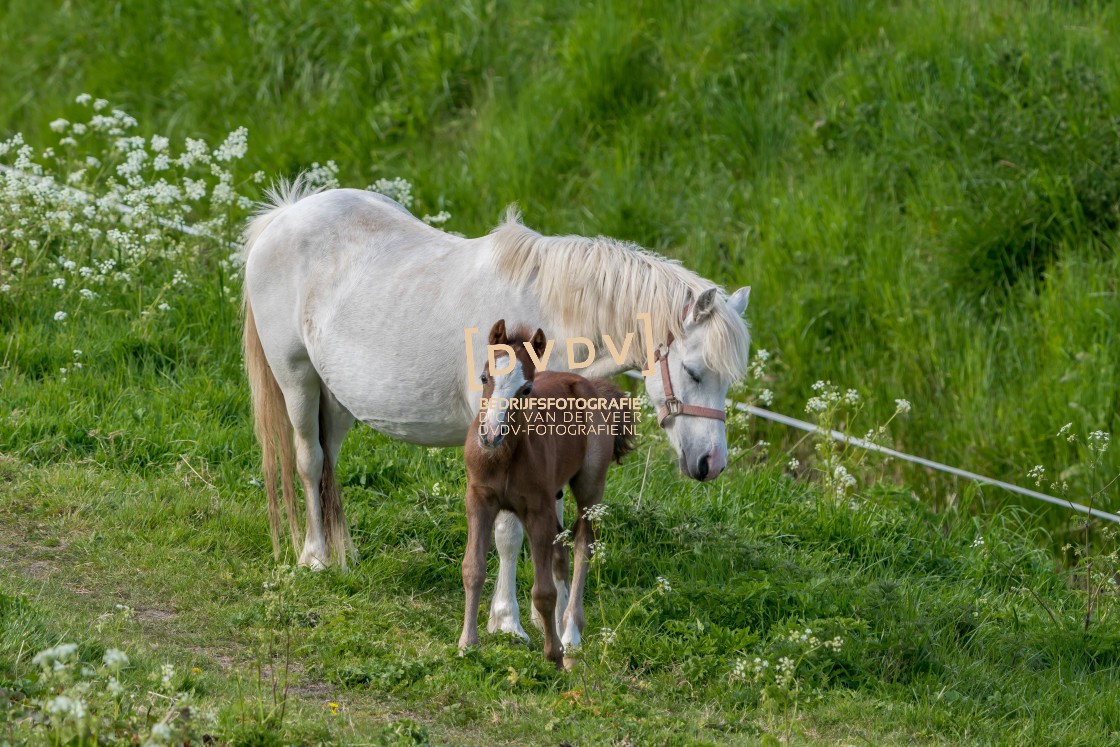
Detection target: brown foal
<box><xmin>459</xmin><ymin>320</ymin><xmax>636</xmax><ymax>668</ymax></box>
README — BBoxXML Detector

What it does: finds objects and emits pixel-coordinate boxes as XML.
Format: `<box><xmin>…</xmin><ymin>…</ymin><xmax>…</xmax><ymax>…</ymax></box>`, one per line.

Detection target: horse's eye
<box><xmin>686</xmin><ymin>368</ymin><xmax>701</xmax><ymax>384</ymax></box>
<box><xmin>480</xmin><ymin>373</ymin><xmax>489</xmax><ymax>385</ymax></box>
<box><xmin>519</xmin><ymin>383</ymin><xmax>533</xmax><ymax>396</ymax></box>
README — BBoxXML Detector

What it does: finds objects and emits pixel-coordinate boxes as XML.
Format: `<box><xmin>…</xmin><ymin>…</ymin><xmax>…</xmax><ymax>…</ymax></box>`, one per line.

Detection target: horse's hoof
<box><xmin>562</xmin><ymin>657</ymin><xmax>577</xmax><ymax>671</ymax></box>
<box><xmin>297</xmin><ymin>554</ymin><xmax>328</xmax><ymax>570</ymax></box>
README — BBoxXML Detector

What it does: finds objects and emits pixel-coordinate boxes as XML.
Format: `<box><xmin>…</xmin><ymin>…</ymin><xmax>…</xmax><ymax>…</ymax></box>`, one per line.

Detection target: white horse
<box><xmin>241</xmin><ymin>178</ymin><xmax>751</xmax><ymax>641</ymax></box>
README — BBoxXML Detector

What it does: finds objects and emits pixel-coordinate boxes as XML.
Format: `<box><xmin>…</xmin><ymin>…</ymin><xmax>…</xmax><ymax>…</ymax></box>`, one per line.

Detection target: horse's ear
<box><xmin>489</xmin><ymin>319</ymin><xmax>507</xmax><ymax>346</ymax></box>
<box><xmin>690</xmin><ymin>287</ymin><xmax>718</xmax><ymax>322</ymax></box>
<box><xmin>530</xmin><ymin>328</ymin><xmax>548</xmax><ymax>359</ymax></box>
<box><xmin>727</xmin><ymin>286</ymin><xmax>751</xmax><ymax>316</ymax></box>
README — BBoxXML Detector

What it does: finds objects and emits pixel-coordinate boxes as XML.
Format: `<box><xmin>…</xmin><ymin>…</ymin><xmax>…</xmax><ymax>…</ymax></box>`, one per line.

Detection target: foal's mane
<box><xmin>490</xmin><ymin>207</ymin><xmax>750</xmax><ymax>381</ymax></box>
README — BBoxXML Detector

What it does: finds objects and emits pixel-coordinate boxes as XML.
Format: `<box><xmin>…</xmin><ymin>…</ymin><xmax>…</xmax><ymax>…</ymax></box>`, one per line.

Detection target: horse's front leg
<box><xmin>488</xmin><ymin>510</ymin><xmax>529</xmax><ymax>642</ymax></box>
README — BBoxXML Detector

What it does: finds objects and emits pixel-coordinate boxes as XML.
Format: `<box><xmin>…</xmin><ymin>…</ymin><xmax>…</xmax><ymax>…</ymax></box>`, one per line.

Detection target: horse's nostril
<box><xmin>697</xmin><ymin>455</ymin><xmax>710</xmax><ymax>480</ymax></box>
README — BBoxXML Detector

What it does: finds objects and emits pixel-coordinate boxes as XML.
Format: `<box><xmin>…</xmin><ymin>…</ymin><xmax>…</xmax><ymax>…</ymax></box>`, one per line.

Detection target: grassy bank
<box><xmin>2</xmin><ymin>445</ymin><xmax>1119</xmax><ymax>744</ymax></box>
<box><xmin>1</xmin><ymin>0</ymin><xmax>1118</xmax><ymax>530</ymax></box>
<box><xmin>2</xmin><ymin>0</ymin><xmax>1120</xmax><ymax>743</ymax></box>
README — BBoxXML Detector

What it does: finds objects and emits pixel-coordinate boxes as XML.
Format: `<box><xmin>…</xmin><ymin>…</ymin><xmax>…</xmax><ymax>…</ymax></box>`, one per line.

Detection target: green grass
<box><xmin>3</xmin><ymin>447</ymin><xmax>1119</xmax><ymax>745</ymax></box>
<box><xmin>2</xmin><ymin>0</ymin><xmax>1120</xmax><ymax>743</ymax></box>
<box><xmin>2</xmin><ymin>0</ymin><xmax>1117</xmax><ymax>530</ymax></box>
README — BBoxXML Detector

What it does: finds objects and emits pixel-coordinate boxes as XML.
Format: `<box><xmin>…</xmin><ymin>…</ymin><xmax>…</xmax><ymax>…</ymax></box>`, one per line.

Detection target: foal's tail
<box><xmin>589</xmin><ymin>379</ymin><xmax>637</xmax><ymax>464</ymax></box>
<box><xmin>243</xmin><ymin>298</ymin><xmax>300</xmax><ymax>559</ymax></box>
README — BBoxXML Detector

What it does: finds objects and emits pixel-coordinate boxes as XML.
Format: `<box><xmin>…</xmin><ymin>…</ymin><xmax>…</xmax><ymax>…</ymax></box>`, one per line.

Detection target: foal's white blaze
<box><xmin>478</xmin><ymin>355</ymin><xmax>528</xmax><ymax>448</ymax></box>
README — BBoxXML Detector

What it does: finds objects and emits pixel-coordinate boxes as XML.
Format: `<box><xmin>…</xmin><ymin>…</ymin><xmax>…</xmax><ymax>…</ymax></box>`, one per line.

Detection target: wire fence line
<box><xmin>4</xmin><ymin>161</ymin><xmax>1114</xmax><ymax>523</ymax></box>
<box><xmin>623</xmin><ymin>370</ymin><xmax>1120</xmax><ymax>524</ymax></box>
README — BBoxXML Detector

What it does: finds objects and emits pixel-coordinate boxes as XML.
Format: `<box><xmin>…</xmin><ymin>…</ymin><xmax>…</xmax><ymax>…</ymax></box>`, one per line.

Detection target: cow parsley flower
<box><xmin>103</xmin><ymin>648</ymin><xmax>129</xmax><ymax>668</ymax></box>
<box><xmin>894</xmin><ymin>399</ymin><xmax>911</xmax><ymax>414</ymax></box>
<box><xmin>54</xmin><ymin>311</ymin><xmax>68</xmax><ymax>321</ymax></box>
<box><xmin>49</xmin><ymin>118</ymin><xmax>69</xmax><ymax>132</ymax></box>
<box><xmin>1027</xmin><ymin>464</ymin><xmax>1045</xmax><ymax>486</ymax></box>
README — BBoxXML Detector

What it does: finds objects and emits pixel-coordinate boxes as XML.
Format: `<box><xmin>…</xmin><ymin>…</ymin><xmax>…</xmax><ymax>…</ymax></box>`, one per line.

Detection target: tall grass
<box><xmin>2</xmin><ymin>0</ymin><xmax>1116</xmax><ymax>536</ymax></box>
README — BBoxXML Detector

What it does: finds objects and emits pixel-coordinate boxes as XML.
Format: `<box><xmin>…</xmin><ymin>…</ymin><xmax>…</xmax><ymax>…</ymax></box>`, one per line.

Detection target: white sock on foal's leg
<box><xmin>488</xmin><ymin>510</ymin><xmax>529</xmax><ymax>641</ymax></box>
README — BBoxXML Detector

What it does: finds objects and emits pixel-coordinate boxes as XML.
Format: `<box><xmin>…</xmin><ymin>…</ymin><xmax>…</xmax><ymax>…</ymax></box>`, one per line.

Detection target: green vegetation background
<box><xmin>2</xmin><ymin>0</ymin><xmax>1120</xmax><ymax>744</ymax></box>
<box><xmin>3</xmin><ymin>0</ymin><xmax>1119</xmax><ymax>519</ymax></box>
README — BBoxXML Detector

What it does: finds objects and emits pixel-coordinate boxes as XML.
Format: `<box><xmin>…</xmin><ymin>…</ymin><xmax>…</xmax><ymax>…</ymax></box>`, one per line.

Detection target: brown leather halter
<box><xmin>652</xmin><ymin>332</ymin><xmax>727</xmax><ymax>428</ymax></box>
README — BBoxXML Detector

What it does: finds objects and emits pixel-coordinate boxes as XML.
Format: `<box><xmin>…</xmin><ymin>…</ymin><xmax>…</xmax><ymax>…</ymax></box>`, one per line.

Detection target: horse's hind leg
<box><xmin>488</xmin><ymin>511</ymin><xmax>529</xmax><ymax>642</ymax></box>
<box><xmin>272</xmin><ymin>364</ymin><xmax>333</xmax><ymax>569</ymax></box>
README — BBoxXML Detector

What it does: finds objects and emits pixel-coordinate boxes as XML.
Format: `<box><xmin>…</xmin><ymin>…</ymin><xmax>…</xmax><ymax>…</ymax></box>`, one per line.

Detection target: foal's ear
<box><xmin>530</xmin><ymin>328</ymin><xmax>548</xmax><ymax>359</ymax></box>
<box><xmin>488</xmin><ymin>319</ymin><xmax>507</xmax><ymax>346</ymax></box>
<box><xmin>690</xmin><ymin>287</ymin><xmax>719</xmax><ymax>323</ymax></box>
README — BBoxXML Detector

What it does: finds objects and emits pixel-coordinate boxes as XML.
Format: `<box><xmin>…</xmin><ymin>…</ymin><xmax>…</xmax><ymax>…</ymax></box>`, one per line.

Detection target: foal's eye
<box><xmin>519</xmin><ymin>383</ymin><xmax>533</xmax><ymax>396</ymax></box>
<box><xmin>480</xmin><ymin>373</ymin><xmax>489</xmax><ymax>385</ymax></box>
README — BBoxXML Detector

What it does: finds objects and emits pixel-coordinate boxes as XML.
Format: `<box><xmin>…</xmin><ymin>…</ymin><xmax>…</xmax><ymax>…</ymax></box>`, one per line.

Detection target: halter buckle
<box><xmin>664</xmin><ymin>398</ymin><xmax>681</xmax><ymax>415</ymax></box>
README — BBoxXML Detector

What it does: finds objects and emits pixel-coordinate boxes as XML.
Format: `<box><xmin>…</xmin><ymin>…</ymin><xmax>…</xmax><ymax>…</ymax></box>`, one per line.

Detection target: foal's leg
<box><xmin>561</xmin><ymin>464</ymin><xmax>609</xmax><ymax>664</ymax></box>
<box><xmin>526</xmin><ymin>510</ymin><xmax>563</xmax><ymax>667</ymax></box>
<box><xmin>488</xmin><ymin>510</ymin><xmax>529</xmax><ymax>642</ymax></box>
<box><xmin>561</xmin><ymin>513</ymin><xmax>593</xmax><ymax>667</ymax></box>
<box><xmin>531</xmin><ymin>492</ymin><xmax>570</xmax><ymax>635</ymax></box>
<box><xmin>459</xmin><ymin>487</ymin><xmax>497</xmax><ymax>653</ymax></box>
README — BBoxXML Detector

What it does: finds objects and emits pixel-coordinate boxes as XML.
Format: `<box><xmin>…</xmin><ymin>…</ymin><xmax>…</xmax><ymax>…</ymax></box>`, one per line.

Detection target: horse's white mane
<box><xmin>490</xmin><ymin>206</ymin><xmax>751</xmax><ymax>381</ymax></box>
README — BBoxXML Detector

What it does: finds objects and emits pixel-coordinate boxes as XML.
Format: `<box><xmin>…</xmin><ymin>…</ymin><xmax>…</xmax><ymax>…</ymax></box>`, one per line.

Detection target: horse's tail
<box><xmin>241</xmin><ymin>177</ymin><xmax>321</xmax><ymax>560</ymax></box>
<box><xmin>318</xmin><ymin>408</ymin><xmax>356</xmax><ymax>569</ymax></box>
<box><xmin>243</xmin><ymin>297</ymin><xmax>300</xmax><ymax>559</ymax></box>
<box><xmin>589</xmin><ymin>379</ymin><xmax>637</xmax><ymax>464</ymax></box>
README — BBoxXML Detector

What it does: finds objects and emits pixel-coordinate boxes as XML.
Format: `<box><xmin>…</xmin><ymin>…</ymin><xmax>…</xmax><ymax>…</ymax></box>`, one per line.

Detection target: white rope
<box><xmin>624</xmin><ymin>370</ymin><xmax>1120</xmax><ymax>524</ymax></box>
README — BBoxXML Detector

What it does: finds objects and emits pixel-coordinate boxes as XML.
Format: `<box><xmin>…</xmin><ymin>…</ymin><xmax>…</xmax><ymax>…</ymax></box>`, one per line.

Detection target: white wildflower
<box><xmin>157</xmin><ymin>302</ymin><xmax>171</xmax><ymax>311</ymax></box>
<box><xmin>93</xmin><ymin>98</ymin><xmax>109</xmax><ymax>111</ymax></box>
<box><xmin>787</xmin><ymin>458</ymin><xmax>799</xmax><ymax>469</ymax></box>
<box><xmin>1088</xmin><ymin>431</ymin><xmax>1110</xmax><ymax>453</ymax></box>
<box><xmin>32</xmin><ymin>643</ymin><xmax>79</xmax><ymax>668</ymax></box>
<box><xmin>844</xmin><ymin>389</ymin><xmax>861</xmax><ymax>405</ymax></box>
<box><xmin>54</xmin><ymin>311</ymin><xmax>68</xmax><ymax>322</ymax></box>
<box><xmin>1057</xmin><ymin>422</ymin><xmax>1073</xmax><ymax>438</ymax></box>
<box><xmin>656</xmin><ymin>576</ymin><xmax>672</xmax><ymax>594</ymax></box>
<box><xmin>971</xmin><ymin>536</ymin><xmax>985</xmax><ymax>548</ymax></box>
<box><xmin>758</xmin><ymin>388</ymin><xmax>774</xmax><ymax>406</ymax></box>
<box><xmin>0</xmin><ymin>285</ymin><xmax>9</xmax><ymax>294</ymax></box>
<box><xmin>894</xmin><ymin>399</ymin><xmax>911</xmax><ymax>414</ymax></box>
<box><xmin>367</xmin><ymin>176</ymin><xmax>413</xmax><ymax>207</ymax></box>
<box><xmin>1027</xmin><ymin>464</ymin><xmax>1045</xmax><ymax>486</ymax></box>
<box><xmin>46</xmin><ymin>695</ymin><xmax>75</xmax><ymax>715</ymax></box>
<box><xmin>583</xmin><ymin>503</ymin><xmax>609</xmax><ymax>522</ymax></box>
<box><xmin>49</xmin><ymin>118</ymin><xmax>69</xmax><ymax>132</ymax></box>
<box><xmin>76</xmin><ymin>93</ymin><xmax>93</xmax><ymax>105</ymax></box>
<box><xmin>422</xmin><ymin>210</ymin><xmax>451</xmax><ymax>226</ymax></box>
<box><xmin>10</xmin><ymin>257</ymin><xmax>23</xmax><ymax>268</ymax></box>
<box><xmin>103</xmin><ymin>648</ymin><xmax>129</xmax><ymax>668</ymax></box>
